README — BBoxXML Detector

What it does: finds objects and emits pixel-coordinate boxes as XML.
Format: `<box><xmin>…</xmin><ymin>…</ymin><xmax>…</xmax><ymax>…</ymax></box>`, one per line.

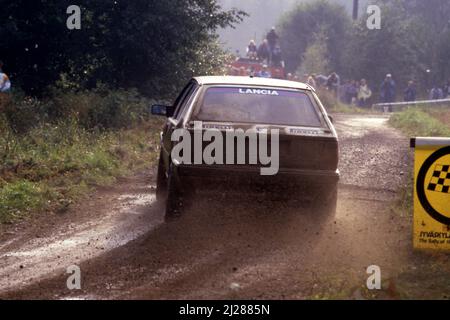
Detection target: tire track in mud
<box><xmin>0</xmin><ymin>114</ymin><xmax>414</xmax><ymax>299</ymax></box>
<box><xmin>0</xmin><ymin>175</ymin><xmax>163</xmax><ymax>295</ymax></box>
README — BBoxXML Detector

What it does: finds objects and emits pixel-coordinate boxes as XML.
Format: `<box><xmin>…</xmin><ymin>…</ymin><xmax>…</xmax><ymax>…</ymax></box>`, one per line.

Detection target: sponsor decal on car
<box><xmin>289</xmin><ymin>128</ymin><xmax>325</xmax><ymax>136</ymax></box>
<box><xmin>238</xmin><ymin>88</ymin><xmax>279</xmax><ymax>96</ymax></box>
<box><xmin>202</xmin><ymin>123</ymin><xmax>234</xmax><ymax>130</ymax></box>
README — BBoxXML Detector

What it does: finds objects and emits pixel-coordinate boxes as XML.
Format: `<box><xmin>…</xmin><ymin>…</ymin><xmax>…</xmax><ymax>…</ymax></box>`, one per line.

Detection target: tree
<box><xmin>0</xmin><ymin>0</ymin><xmax>245</xmax><ymax>97</ymax></box>
<box><xmin>278</xmin><ymin>0</ymin><xmax>351</xmax><ymax>75</ymax></box>
<box><xmin>343</xmin><ymin>0</ymin><xmax>449</xmax><ymax>97</ymax></box>
<box><xmin>399</xmin><ymin>0</ymin><xmax>450</xmax><ymax>84</ymax></box>
<box><xmin>297</xmin><ymin>28</ymin><xmax>330</xmax><ymax>77</ymax></box>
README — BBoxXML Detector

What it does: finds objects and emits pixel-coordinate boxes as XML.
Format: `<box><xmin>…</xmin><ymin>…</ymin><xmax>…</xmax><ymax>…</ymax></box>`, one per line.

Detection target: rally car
<box><xmin>151</xmin><ymin>76</ymin><xmax>339</xmax><ymax>219</ymax></box>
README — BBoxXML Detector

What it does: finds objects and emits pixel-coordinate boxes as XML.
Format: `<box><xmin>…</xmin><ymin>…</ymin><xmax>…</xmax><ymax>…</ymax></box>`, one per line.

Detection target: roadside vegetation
<box><xmin>0</xmin><ymin>90</ymin><xmax>162</xmax><ymax>223</ymax></box>
<box><xmin>389</xmin><ymin>106</ymin><xmax>450</xmax><ymax>216</ymax></box>
<box><xmin>389</xmin><ymin>108</ymin><xmax>450</xmax><ymax>137</ymax></box>
<box><xmin>0</xmin><ymin>1</ymin><xmax>242</xmax><ymax>225</ymax></box>
<box><xmin>317</xmin><ymin>89</ymin><xmax>365</xmax><ymax>114</ymax></box>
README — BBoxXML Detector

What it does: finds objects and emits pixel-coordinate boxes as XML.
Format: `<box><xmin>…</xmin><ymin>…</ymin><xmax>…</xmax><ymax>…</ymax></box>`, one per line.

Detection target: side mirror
<box><xmin>328</xmin><ymin>115</ymin><xmax>334</xmax><ymax>124</ymax></box>
<box><xmin>151</xmin><ymin>104</ymin><xmax>175</xmax><ymax>117</ymax></box>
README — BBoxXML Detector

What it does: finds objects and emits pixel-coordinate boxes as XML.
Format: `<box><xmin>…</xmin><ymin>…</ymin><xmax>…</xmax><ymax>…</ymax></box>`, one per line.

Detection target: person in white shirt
<box><xmin>0</xmin><ymin>61</ymin><xmax>11</xmax><ymax>93</ymax></box>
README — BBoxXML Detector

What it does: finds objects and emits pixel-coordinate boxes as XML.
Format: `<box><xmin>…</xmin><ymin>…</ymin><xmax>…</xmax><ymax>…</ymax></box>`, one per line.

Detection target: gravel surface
<box><xmin>0</xmin><ymin>114</ymin><xmax>423</xmax><ymax>300</ymax></box>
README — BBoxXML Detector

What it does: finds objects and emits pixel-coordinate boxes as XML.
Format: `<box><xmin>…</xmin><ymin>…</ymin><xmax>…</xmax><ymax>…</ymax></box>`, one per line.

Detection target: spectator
<box><xmin>257</xmin><ymin>65</ymin><xmax>271</xmax><ymax>78</ymax></box>
<box><xmin>257</xmin><ymin>39</ymin><xmax>270</xmax><ymax>64</ymax></box>
<box><xmin>429</xmin><ymin>84</ymin><xmax>444</xmax><ymax>100</ymax></box>
<box><xmin>0</xmin><ymin>61</ymin><xmax>11</xmax><ymax>112</ymax></box>
<box><xmin>306</xmin><ymin>75</ymin><xmax>317</xmax><ymax>89</ymax></box>
<box><xmin>271</xmin><ymin>45</ymin><xmax>282</xmax><ymax>67</ymax></box>
<box><xmin>248</xmin><ymin>67</ymin><xmax>256</xmax><ymax>78</ymax></box>
<box><xmin>443</xmin><ymin>80</ymin><xmax>450</xmax><ymax>98</ymax></box>
<box><xmin>315</xmin><ymin>74</ymin><xmax>329</xmax><ymax>88</ymax></box>
<box><xmin>0</xmin><ymin>61</ymin><xmax>11</xmax><ymax>93</ymax></box>
<box><xmin>380</xmin><ymin>74</ymin><xmax>396</xmax><ymax>103</ymax></box>
<box><xmin>247</xmin><ymin>40</ymin><xmax>258</xmax><ymax>60</ymax></box>
<box><xmin>357</xmin><ymin>79</ymin><xmax>372</xmax><ymax>108</ymax></box>
<box><xmin>266</xmin><ymin>27</ymin><xmax>279</xmax><ymax>52</ymax></box>
<box><xmin>302</xmin><ymin>74</ymin><xmax>309</xmax><ymax>82</ymax></box>
<box><xmin>343</xmin><ymin>80</ymin><xmax>358</xmax><ymax>105</ymax></box>
<box><xmin>286</xmin><ymin>73</ymin><xmax>294</xmax><ymax>81</ymax></box>
<box><xmin>239</xmin><ymin>67</ymin><xmax>248</xmax><ymax>77</ymax></box>
<box><xmin>404</xmin><ymin>80</ymin><xmax>417</xmax><ymax>102</ymax></box>
<box><xmin>326</xmin><ymin>72</ymin><xmax>340</xmax><ymax>96</ymax></box>
<box><xmin>228</xmin><ymin>64</ymin><xmax>240</xmax><ymax>76</ymax></box>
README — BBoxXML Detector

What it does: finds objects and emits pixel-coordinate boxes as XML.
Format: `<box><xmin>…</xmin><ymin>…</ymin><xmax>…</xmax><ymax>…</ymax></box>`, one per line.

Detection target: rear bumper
<box><xmin>175</xmin><ymin>164</ymin><xmax>339</xmax><ymax>187</ymax></box>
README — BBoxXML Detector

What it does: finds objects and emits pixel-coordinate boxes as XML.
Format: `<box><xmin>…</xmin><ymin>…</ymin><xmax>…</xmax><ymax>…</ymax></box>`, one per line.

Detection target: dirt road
<box><xmin>1</xmin><ymin>114</ymin><xmax>449</xmax><ymax>300</ymax></box>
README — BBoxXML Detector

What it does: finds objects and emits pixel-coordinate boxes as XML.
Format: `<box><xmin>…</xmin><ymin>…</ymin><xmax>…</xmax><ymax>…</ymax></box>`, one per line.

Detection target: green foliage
<box><xmin>0</xmin><ymin>112</ymin><xmax>162</xmax><ymax>223</ymax></box>
<box><xmin>3</xmin><ymin>89</ymin><xmax>153</xmax><ymax>133</ymax></box>
<box><xmin>297</xmin><ymin>28</ymin><xmax>331</xmax><ymax>77</ymax></box>
<box><xmin>389</xmin><ymin>108</ymin><xmax>450</xmax><ymax>137</ymax></box>
<box><xmin>389</xmin><ymin>106</ymin><xmax>450</xmax><ymax>217</ymax></box>
<box><xmin>316</xmin><ymin>89</ymin><xmax>362</xmax><ymax>113</ymax></box>
<box><xmin>279</xmin><ymin>0</ymin><xmax>450</xmax><ymax>96</ymax></box>
<box><xmin>0</xmin><ymin>180</ymin><xmax>53</xmax><ymax>223</ymax></box>
<box><xmin>386</xmin><ymin>0</ymin><xmax>450</xmax><ymax>83</ymax></box>
<box><xmin>279</xmin><ymin>0</ymin><xmax>351</xmax><ymax>75</ymax></box>
<box><xmin>343</xmin><ymin>1</ymin><xmax>425</xmax><ymax>95</ymax></box>
<box><xmin>0</xmin><ymin>0</ymin><xmax>244</xmax><ymax>97</ymax></box>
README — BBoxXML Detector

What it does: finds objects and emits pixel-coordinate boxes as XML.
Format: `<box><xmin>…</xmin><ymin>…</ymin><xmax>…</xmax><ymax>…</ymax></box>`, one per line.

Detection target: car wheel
<box><xmin>156</xmin><ymin>154</ymin><xmax>167</xmax><ymax>201</ymax></box>
<box><xmin>165</xmin><ymin>163</ymin><xmax>183</xmax><ymax>221</ymax></box>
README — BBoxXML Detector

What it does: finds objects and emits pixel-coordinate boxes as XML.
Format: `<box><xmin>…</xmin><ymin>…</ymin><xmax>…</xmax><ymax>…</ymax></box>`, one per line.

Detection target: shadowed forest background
<box><xmin>1</xmin><ymin>0</ymin><xmax>450</xmax><ymax>99</ymax></box>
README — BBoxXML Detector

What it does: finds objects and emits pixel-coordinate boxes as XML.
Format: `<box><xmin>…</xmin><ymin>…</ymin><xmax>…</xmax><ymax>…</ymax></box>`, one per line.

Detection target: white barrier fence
<box><xmin>372</xmin><ymin>98</ymin><xmax>450</xmax><ymax>112</ymax></box>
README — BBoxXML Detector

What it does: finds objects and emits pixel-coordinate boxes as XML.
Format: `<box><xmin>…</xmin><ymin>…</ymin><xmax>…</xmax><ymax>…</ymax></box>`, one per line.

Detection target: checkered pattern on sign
<box><xmin>428</xmin><ymin>164</ymin><xmax>450</xmax><ymax>194</ymax></box>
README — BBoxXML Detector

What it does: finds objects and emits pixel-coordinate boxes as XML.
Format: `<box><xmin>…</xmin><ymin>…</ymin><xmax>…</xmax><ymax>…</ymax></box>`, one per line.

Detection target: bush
<box><xmin>2</xmin><ymin>88</ymin><xmax>154</xmax><ymax>134</ymax></box>
<box><xmin>0</xmin><ymin>116</ymin><xmax>162</xmax><ymax>223</ymax></box>
<box><xmin>46</xmin><ymin>88</ymin><xmax>153</xmax><ymax>130</ymax></box>
<box><xmin>3</xmin><ymin>93</ymin><xmax>47</xmax><ymax>133</ymax></box>
<box><xmin>389</xmin><ymin>108</ymin><xmax>450</xmax><ymax>137</ymax></box>
<box><xmin>0</xmin><ymin>180</ymin><xmax>53</xmax><ymax>223</ymax></box>
<box><xmin>316</xmin><ymin>88</ymin><xmax>361</xmax><ymax>113</ymax></box>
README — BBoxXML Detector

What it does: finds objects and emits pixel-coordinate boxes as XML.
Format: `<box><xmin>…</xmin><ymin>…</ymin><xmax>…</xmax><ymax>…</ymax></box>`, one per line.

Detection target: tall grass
<box><xmin>389</xmin><ymin>108</ymin><xmax>450</xmax><ymax>137</ymax></box>
<box><xmin>389</xmin><ymin>107</ymin><xmax>450</xmax><ymax>216</ymax></box>
<box><xmin>0</xmin><ymin>90</ymin><xmax>162</xmax><ymax>223</ymax></box>
<box><xmin>316</xmin><ymin>89</ymin><xmax>365</xmax><ymax>113</ymax></box>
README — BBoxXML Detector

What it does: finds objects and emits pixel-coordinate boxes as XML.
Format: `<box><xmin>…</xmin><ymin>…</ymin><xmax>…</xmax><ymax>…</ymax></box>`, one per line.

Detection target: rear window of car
<box><xmin>194</xmin><ymin>86</ymin><xmax>322</xmax><ymax>127</ymax></box>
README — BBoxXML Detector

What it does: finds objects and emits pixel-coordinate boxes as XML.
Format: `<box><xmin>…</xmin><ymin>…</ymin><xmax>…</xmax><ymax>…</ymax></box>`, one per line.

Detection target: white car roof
<box><xmin>194</xmin><ymin>76</ymin><xmax>314</xmax><ymax>91</ymax></box>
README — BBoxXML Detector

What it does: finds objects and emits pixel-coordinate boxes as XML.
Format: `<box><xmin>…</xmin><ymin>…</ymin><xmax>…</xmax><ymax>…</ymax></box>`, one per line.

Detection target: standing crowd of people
<box><xmin>246</xmin><ymin>27</ymin><xmax>284</xmax><ymax>68</ymax></box>
<box><xmin>286</xmin><ymin>72</ymin><xmax>450</xmax><ymax>109</ymax></box>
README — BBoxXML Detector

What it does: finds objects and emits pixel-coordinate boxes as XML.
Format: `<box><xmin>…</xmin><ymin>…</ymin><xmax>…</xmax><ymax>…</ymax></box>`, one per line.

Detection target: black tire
<box><xmin>156</xmin><ymin>154</ymin><xmax>167</xmax><ymax>202</ymax></box>
<box><xmin>165</xmin><ymin>164</ymin><xmax>183</xmax><ymax>221</ymax></box>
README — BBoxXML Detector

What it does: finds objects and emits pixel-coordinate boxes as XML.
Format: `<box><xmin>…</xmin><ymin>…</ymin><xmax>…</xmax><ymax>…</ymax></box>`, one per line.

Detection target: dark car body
<box><xmin>152</xmin><ymin>76</ymin><xmax>339</xmax><ymax>217</ymax></box>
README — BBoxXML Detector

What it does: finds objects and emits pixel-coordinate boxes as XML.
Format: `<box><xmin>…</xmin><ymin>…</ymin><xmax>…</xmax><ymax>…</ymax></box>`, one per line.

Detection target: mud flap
<box><xmin>156</xmin><ymin>154</ymin><xmax>168</xmax><ymax>202</ymax></box>
<box><xmin>165</xmin><ymin>164</ymin><xmax>184</xmax><ymax>221</ymax></box>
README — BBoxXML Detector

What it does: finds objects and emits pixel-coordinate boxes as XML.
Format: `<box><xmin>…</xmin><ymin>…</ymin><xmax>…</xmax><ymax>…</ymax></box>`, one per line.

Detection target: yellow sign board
<box><xmin>412</xmin><ymin>137</ymin><xmax>450</xmax><ymax>250</ymax></box>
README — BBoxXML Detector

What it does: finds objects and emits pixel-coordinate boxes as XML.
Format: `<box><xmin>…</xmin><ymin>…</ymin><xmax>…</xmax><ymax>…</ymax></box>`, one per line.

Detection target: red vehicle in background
<box><xmin>227</xmin><ymin>57</ymin><xmax>286</xmax><ymax>80</ymax></box>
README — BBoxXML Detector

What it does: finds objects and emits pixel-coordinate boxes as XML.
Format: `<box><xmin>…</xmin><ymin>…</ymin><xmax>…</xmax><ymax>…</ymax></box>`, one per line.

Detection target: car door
<box><xmin>161</xmin><ymin>81</ymin><xmax>198</xmax><ymax>169</ymax></box>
